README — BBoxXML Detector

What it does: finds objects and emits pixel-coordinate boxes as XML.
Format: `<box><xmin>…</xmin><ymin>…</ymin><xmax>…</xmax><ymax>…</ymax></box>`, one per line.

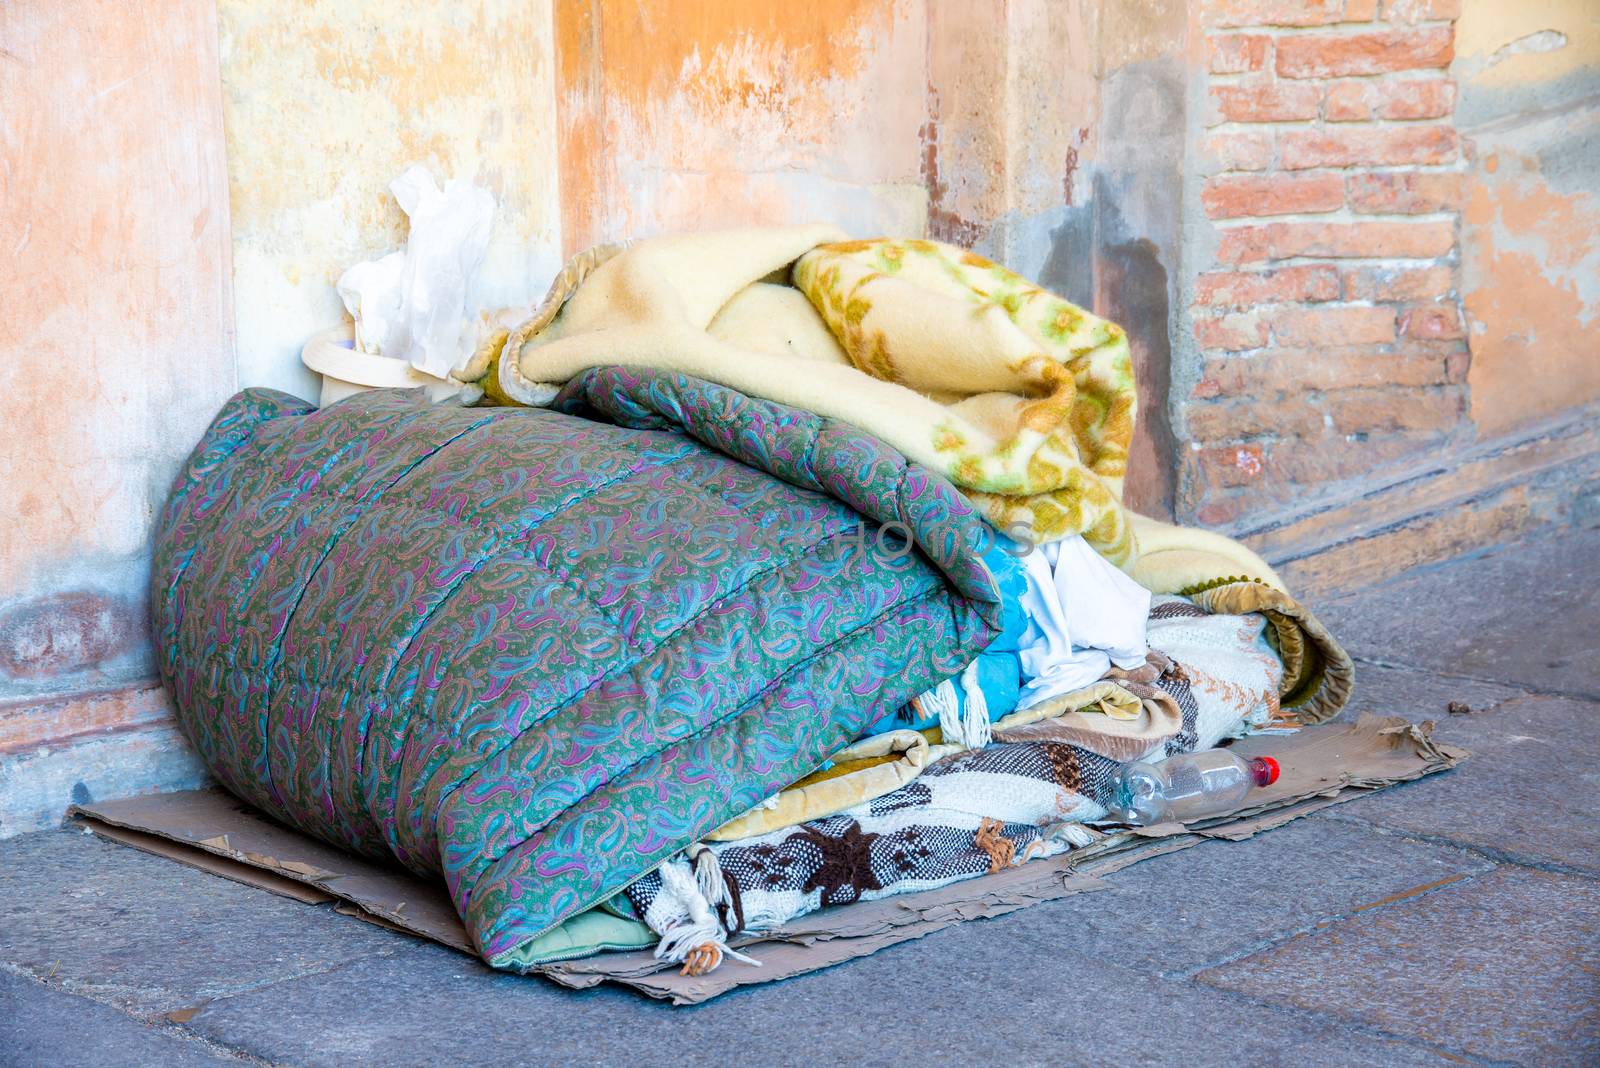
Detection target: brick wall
<box><xmin>1181</xmin><ymin>0</ymin><xmax>1470</xmax><ymax>528</ymax></box>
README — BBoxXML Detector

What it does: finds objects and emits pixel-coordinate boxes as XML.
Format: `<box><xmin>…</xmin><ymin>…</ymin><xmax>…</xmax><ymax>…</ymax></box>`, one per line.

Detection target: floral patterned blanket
<box><xmin>468</xmin><ymin>226</ymin><xmax>1282</xmax><ymax>593</ymax></box>
<box><xmin>149</xmin><ymin>368</ymin><xmax>1006</xmax><ymax>971</ymax></box>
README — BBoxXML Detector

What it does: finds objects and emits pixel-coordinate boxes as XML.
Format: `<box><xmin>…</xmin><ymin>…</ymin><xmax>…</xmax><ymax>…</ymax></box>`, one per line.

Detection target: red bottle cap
<box><xmin>1250</xmin><ymin>756</ymin><xmax>1280</xmax><ymax>787</ymax></box>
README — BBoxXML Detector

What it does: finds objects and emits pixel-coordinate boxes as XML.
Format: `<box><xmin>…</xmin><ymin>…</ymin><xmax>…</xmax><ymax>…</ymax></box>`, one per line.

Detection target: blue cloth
<box><xmin>892</xmin><ymin>538</ymin><xmax>1027</xmax><ymax>733</ymax></box>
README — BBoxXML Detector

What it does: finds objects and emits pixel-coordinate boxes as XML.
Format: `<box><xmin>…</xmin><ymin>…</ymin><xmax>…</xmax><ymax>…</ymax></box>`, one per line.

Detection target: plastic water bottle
<box><xmin>1106</xmin><ymin>750</ymin><xmax>1280</xmax><ymax>825</ymax></box>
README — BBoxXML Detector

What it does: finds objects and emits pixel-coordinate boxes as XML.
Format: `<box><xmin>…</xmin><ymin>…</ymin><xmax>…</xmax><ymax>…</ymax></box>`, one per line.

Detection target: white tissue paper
<box><xmin>336</xmin><ymin>166</ymin><xmax>496</xmax><ymax>380</ymax></box>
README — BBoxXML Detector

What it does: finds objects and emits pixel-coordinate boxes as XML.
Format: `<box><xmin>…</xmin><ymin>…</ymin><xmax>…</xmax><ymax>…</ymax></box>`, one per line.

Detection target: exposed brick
<box><xmin>1268</xmin><ymin>305</ymin><xmax>1396</xmax><ymax>346</ymax></box>
<box><xmin>1379</xmin><ymin>78</ymin><xmax>1456</xmax><ymax>119</ymax></box>
<box><xmin>1192</xmin><ymin>347</ymin><xmax>1452</xmax><ymax>397</ymax></box>
<box><xmin>1201</xmin><ymin>0</ymin><xmax>1344</xmax><ymax>28</ymax></box>
<box><xmin>1202</xmin><ymin>131</ymin><xmax>1274</xmax><ymax>172</ymax></box>
<box><xmin>1182</xmin><ymin>425</ymin><xmax>1463</xmax><ymax>524</ymax></box>
<box><xmin>1281</xmin><ymin>125</ymin><xmax>1458</xmax><ymax>168</ymax></box>
<box><xmin>1276</xmin><ymin>27</ymin><xmax>1454</xmax><ymax>78</ymax></box>
<box><xmin>1194</xmin><ymin>265</ymin><xmax>1342</xmax><ymax>309</ymax></box>
<box><xmin>1215</xmin><ymin>220</ymin><xmax>1456</xmax><ymax>263</ymax></box>
<box><xmin>1347</xmin><ymin>170</ymin><xmax>1464</xmax><ymax>213</ymax></box>
<box><xmin>1383</xmin><ymin>0</ymin><xmax>1461</xmax><ymax>23</ymax></box>
<box><xmin>1185</xmin><ymin>396</ymin><xmax>1326</xmax><ymax>442</ymax></box>
<box><xmin>1215</xmin><ymin>226</ymin><xmax>1277</xmax><ymax>264</ymax></box>
<box><xmin>1208</xmin><ymin>81</ymin><xmax>1322</xmax><ymax>125</ymax></box>
<box><xmin>1202</xmin><ymin>173</ymin><xmax>1345</xmax><ymax>218</ymax></box>
<box><xmin>1208</xmin><ymin>33</ymin><xmax>1271</xmax><ymax>74</ymax></box>
<box><xmin>1193</xmin><ymin>443</ymin><xmax>1268</xmax><ymax>488</ymax></box>
<box><xmin>1196</xmin><ymin>496</ymin><xmax>1250</xmax><ymax>527</ymax></box>
<box><xmin>1403</xmin><ymin>337</ymin><xmax>1468</xmax><ymax>355</ymax></box>
<box><xmin>1325</xmin><ymin>80</ymin><xmax>1379</xmax><ymax>121</ymax></box>
<box><xmin>1343</xmin><ymin>0</ymin><xmax>1380</xmax><ymax>18</ymax></box>
<box><xmin>1195</xmin><ymin>310</ymin><xmax>1270</xmax><ymax>351</ymax></box>
<box><xmin>1267</xmin><ymin>431</ymin><xmax>1444</xmax><ymax>484</ymax></box>
<box><xmin>1398</xmin><ymin>301</ymin><xmax>1465</xmax><ymax>340</ymax></box>
<box><xmin>1324</xmin><ymin>77</ymin><xmax>1457</xmax><ymax>122</ymax></box>
<box><xmin>1324</xmin><ymin>385</ymin><xmax>1465</xmax><ymax>434</ymax></box>
<box><xmin>1343</xmin><ymin>264</ymin><xmax>1456</xmax><ymax>301</ymax></box>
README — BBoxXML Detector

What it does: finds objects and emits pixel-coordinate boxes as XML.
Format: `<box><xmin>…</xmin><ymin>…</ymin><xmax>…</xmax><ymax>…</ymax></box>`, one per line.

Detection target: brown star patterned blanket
<box><xmin>619</xmin><ymin>594</ymin><xmax>1288</xmax><ymax>973</ymax></box>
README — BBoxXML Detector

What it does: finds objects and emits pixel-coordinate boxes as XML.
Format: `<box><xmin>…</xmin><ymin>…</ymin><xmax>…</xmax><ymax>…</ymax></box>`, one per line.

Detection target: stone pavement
<box><xmin>3</xmin><ymin>528</ymin><xmax>1597</xmax><ymax>1067</ymax></box>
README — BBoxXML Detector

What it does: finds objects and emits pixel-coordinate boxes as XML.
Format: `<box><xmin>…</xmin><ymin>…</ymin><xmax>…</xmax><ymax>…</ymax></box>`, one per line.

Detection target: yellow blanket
<box><xmin>460</xmin><ymin>226</ymin><xmax>1281</xmax><ymax>594</ymax></box>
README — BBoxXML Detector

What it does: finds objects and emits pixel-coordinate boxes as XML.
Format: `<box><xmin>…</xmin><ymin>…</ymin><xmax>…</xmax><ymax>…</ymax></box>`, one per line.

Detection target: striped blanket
<box><xmin>622</xmin><ymin>597</ymin><xmax>1287</xmax><ymax>973</ymax></box>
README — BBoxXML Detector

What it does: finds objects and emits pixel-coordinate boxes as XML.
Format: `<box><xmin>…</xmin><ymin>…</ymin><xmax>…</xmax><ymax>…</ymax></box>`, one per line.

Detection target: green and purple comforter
<box><xmin>150</xmin><ymin>367</ymin><xmax>1004</xmax><ymax>968</ymax></box>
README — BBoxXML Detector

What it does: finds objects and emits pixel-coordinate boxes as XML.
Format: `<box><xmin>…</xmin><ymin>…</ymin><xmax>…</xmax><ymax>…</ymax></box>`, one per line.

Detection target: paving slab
<box><xmin>958</xmin><ymin>817</ymin><xmax>1496</xmax><ymax>978</ymax></box>
<box><xmin>1315</xmin><ymin>526</ymin><xmax>1600</xmax><ymax>698</ymax></box>
<box><xmin>1197</xmin><ymin>866</ymin><xmax>1600</xmax><ymax>1066</ymax></box>
<box><xmin>0</xmin><ymin>970</ymin><xmax>243</xmax><ymax>1067</ymax></box>
<box><xmin>1343</xmin><ymin>659</ymin><xmax>1531</xmax><ymax>724</ymax></box>
<box><xmin>0</xmin><ymin>827</ymin><xmax>404</xmax><ymax>1015</ymax></box>
<box><xmin>180</xmin><ymin>925</ymin><xmax>1449</xmax><ymax>1068</ymax></box>
<box><xmin>1319</xmin><ymin>693</ymin><xmax>1600</xmax><ymax>875</ymax></box>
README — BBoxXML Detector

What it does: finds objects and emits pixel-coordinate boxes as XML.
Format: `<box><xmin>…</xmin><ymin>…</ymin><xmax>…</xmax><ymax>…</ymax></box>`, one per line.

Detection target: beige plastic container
<box><xmin>300</xmin><ymin>324</ymin><xmax>460</xmax><ymax>407</ymax></box>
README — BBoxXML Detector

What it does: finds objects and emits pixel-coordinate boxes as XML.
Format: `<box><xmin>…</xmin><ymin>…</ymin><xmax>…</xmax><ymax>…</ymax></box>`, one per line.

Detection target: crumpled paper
<box><xmin>336</xmin><ymin>166</ymin><xmax>496</xmax><ymax>379</ymax></box>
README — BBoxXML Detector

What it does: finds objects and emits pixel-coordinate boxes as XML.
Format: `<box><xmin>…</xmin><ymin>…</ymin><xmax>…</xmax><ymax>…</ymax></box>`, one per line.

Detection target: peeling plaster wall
<box><xmin>1456</xmin><ymin>0</ymin><xmax>1600</xmax><ymax>436</ymax></box>
<box><xmin>217</xmin><ymin>0</ymin><xmax>565</xmax><ymax>400</ymax></box>
<box><xmin>1169</xmin><ymin>0</ymin><xmax>1599</xmax><ymax>593</ymax></box>
<box><xmin>0</xmin><ymin>1</ymin><xmax>232</xmax><ymax>832</ymax></box>
<box><xmin>8</xmin><ymin>0</ymin><xmax>1597</xmax><ymax>836</ymax></box>
<box><xmin>0</xmin><ymin>1</ymin><xmax>236</xmax><ymax>698</ymax></box>
<box><xmin>925</xmin><ymin>0</ymin><xmax>1177</xmax><ymax>516</ymax></box>
<box><xmin>1087</xmin><ymin>0</ymin><xmax>1189</xmax><ymax>519</ymax></box>
<box><xmin>554</xmin><ymin>0</ymin><xmax>929</xmax><ymax>252</ymax></box>
<box><xmin>927</xmin><ymin>0</ymin><xmax>1098</xmax><ymax>284</ymax></box>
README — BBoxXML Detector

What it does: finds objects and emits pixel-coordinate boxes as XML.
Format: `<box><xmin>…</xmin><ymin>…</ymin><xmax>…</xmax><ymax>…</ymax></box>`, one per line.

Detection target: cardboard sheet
<box><xmin>71</xmin><ymin>787</ymin><xmax>474</xmax><ymax>954</ymax></box>
<box><xmin>70</xmin><ymin>713</ymin><xmax>1465</xmax><ymax>1004</ymax></box>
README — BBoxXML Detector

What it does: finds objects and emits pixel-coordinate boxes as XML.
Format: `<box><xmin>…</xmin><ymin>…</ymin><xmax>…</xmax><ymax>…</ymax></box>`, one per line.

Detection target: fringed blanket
<box><xmin>457</xmin><ymin>227</ymin><xmax>1282</xmax><ymax>593</ymax></box>
<box><xmin>621</xmin><ymin>596</ymin><xmax>1287</xmax><ymax>973</ymax></box>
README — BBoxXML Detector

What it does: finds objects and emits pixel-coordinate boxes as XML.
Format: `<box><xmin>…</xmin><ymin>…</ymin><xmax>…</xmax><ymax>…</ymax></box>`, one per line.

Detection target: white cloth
<box><xmin>1016</xmin><ymin>535</ymin><xmax>1151</xmax><ymax>710</ymax></box>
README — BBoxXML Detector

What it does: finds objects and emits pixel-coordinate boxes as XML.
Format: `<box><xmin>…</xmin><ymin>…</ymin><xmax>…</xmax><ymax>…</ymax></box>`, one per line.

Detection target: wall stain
<box><xmin>920</xmin><ymin>84</ymin><xmax>983</xmax><ymax>248</ymax></box>
<box><xmin>1063</xmin><ymin>127</ymin><xmax>1089</xmax><ymax>207</ymax></box>
<box><xmin>1101</xmin><ymin>233</ymin><xmax>1179</xmax><ymax>519</ymax></box>
<box><xmin>0</xmin><ymin>592</ymin><xmax>143</xmax><ymax>683</ymax></box>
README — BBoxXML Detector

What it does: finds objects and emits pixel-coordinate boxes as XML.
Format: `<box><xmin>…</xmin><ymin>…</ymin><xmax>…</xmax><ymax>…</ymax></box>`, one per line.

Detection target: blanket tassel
<box><xmin>652</xmin><ymin>848</ymin><xmax>760</xmax><ymax>977</ymax></box>
<box><xmin>927</xmin><ymin>660</ymin><xmax>991</xmax><ymax>751</ymax></box>
<box><xmin>958</xmin><ymin>660</ymin><xmax>992</xmax><ymax>749</ymax></box>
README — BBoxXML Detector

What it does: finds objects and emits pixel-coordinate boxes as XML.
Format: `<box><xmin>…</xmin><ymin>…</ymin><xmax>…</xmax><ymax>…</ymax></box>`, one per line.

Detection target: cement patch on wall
<box><xmin>217</xmin><ymin>0</ymin><xmax>564</xmax><ymax>400</ymax></box>
<box><xmin>1453</xmin><ymin>0</ymin><xmax>1600</xmax><ymax>128</ymax></box>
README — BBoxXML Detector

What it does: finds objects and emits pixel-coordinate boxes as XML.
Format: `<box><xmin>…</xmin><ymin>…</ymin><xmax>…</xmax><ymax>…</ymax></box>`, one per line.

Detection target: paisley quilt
<box><xmin>149</xmin><ymin>367</ymin><xmax>1005</xmax><ymax>969</ymax></box>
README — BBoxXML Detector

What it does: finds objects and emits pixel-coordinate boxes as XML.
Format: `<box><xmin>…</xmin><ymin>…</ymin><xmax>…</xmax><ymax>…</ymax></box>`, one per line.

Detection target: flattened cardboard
<box><xmin>70</xmin><ymin>789</ymin><xmax>473</xmax><ymax>954</ymax></box>
<box><xmin>71</xmin><ymin>714</ymin><xmax>1465</xmax><ymax>1004</ymax></box>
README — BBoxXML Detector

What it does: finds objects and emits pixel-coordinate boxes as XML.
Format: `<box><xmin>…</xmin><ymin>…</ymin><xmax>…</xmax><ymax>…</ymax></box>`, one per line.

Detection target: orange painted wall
<box><xmin>0</xmin><ymin>0</ymin><xmax>232</xmax><ymax>830</ymax></box>
<box><xmin>553</xmin><ymin>0</ymin><xmax>931</xmax><ymax>252</ymax></box>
